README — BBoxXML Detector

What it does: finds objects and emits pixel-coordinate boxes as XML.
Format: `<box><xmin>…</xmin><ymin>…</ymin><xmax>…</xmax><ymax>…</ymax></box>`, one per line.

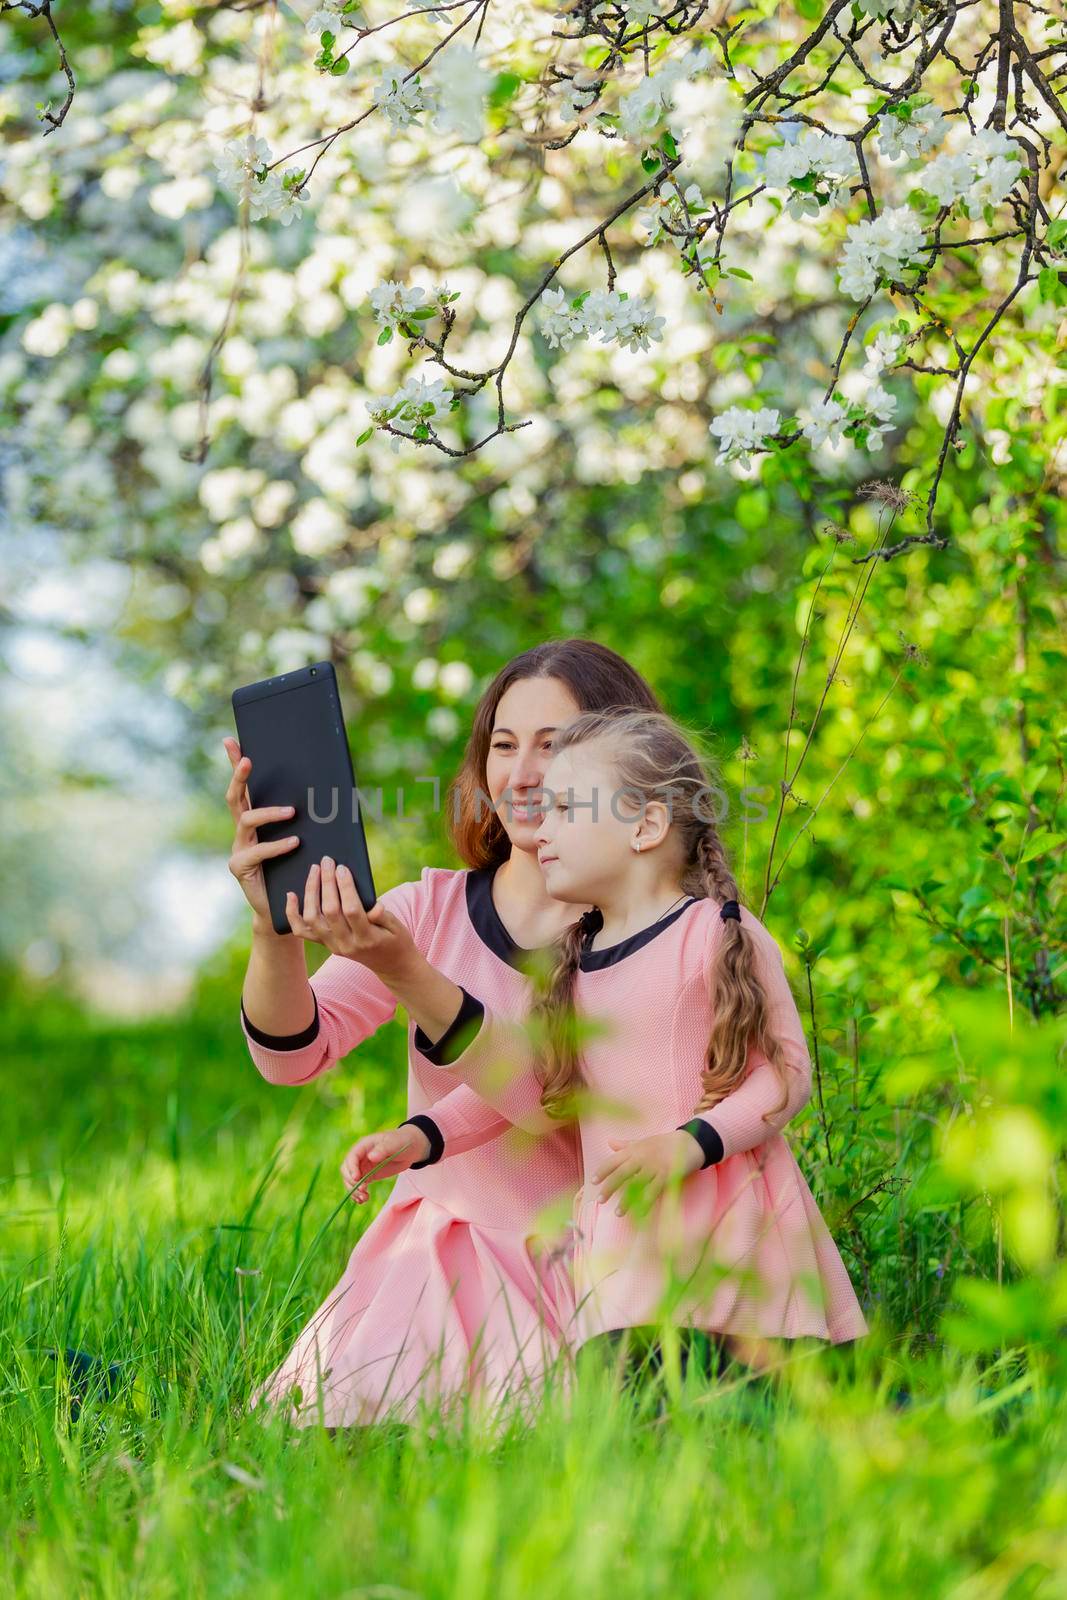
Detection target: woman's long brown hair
<box><xmin>446</xmin><ymin>639</ymin><xmax>665</xmax><ymax>868</ymax></box>
<box><xmin>529</xmin><ymin>708</ymin><xmax>794</xmax><ymax>1128</ymax></box>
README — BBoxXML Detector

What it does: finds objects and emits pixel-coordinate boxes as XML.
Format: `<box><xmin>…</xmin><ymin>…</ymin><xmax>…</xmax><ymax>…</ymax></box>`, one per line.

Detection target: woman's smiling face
<box><xmin>484</xmin><ymin>676</ymin><xmax>583</xmax><ymax>851</ymax></box>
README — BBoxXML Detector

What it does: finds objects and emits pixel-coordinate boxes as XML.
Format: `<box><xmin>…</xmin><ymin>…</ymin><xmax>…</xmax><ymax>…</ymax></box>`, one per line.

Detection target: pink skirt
<box><xmin>249</xmin><ymin>1189</ymin><xmax>576</xmax><ymax>1431</ymax></box>
<box><xmin>571</xmin><ymin>1137</ymin><xmax>870</xmax><ymax>1350</ymax></box>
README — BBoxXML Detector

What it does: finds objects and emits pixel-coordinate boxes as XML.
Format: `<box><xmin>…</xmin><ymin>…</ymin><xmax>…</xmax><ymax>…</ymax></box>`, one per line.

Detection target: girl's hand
<box><xmin>592</xmin><ymin>1131</ymin><xmax>704</xmax><ymax>1217</ymax></box>
<box><xmin>285</xmin><ymin>855</ymin><xmax>417</xmax><ymax>981</ymax></box>
<box><xmin>340</xmin><ymin>1127</ymin><xmax>429</xmax><ymax>1204</ymax></box>
<box><xmin>224</xmin><ymin>737</ymin><xmax>301</xmax><ymax>934</ymax></box>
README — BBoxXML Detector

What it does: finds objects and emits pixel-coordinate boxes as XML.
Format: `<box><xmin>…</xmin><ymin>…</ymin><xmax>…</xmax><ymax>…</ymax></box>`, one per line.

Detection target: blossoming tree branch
<box><xmin>9</xmin><ymin>0</ymin><xmax>1067</xmax><ymax>558</ymax></box>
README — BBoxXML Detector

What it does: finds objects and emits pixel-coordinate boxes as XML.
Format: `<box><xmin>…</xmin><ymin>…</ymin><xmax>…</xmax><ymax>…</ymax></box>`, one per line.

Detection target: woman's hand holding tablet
<box><xmin>284</xmin><ymin>855</ymin><xmax>418</xmax><ymax>984</ymax></box>
<box><xmin>224</xmin><ymin>737</ymin><xmax>302</xmax><ymax>938</ymax></box>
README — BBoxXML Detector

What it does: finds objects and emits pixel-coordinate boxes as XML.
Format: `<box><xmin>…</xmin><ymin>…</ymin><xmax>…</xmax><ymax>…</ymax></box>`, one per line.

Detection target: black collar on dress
<box><xmin>577</xmin><ymin>896</ymin><xmax>699</xmax><ymax>971</ymax></box>
<box><xmin>465</xmin><ymin>865</ymin><xmax>539</xmax><ymax>970</ymax></box>
<box><xmin>465</xmin><ymin>865</ymin><xmax>700</xmax><ymax>973</ymax></box>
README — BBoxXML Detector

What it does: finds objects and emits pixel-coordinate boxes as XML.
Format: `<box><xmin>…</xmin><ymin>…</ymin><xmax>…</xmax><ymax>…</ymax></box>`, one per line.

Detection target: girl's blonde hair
<box><xmin>531</xmin><ymin>708</ymin><xmax>794</xmax><ymax>1126</ymax></box>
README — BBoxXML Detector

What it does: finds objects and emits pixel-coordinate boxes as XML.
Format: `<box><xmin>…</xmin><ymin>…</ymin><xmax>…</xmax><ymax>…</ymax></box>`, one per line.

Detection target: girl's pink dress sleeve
<box><xmin>420</xmin><ymin>990</ymin><xmax>556</xmax><ymax>1134</ymax></box>
<box><xmin>688</xmin><ymin>917</ymin><xmax>814</xmax><ymax>1161</ymax></box>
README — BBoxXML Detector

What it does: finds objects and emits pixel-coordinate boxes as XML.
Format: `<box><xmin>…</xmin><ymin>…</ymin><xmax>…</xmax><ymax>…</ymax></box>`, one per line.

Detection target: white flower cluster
<box><xmin>366</xmin><ymin>374</ymin><xmax>454</xmax><ymax>451</ymax></box>
<box><xmin>801</xmin><ymin>385</ymin><xmax>896</xmax><ymax>451</ymax></box>
<box><xmin>876</xmin><ymin>100</ymin><xmax>949</xmax><ymax>161</ymax></box>
<box><xmin>634</xmin><ymin>179</ymin><xmax>705</xmax><ymax>245</ymax></box>
<box><xmin>304</xmin><ymin>0</ymin><xmax>360</xmax><ymax>38</ymax></box>
<box><xmin>373</xmin><ymin>66</ymin><xmax>432</xmax><ymax>128</ymax></box>
<box><xmin>920</xmin><ymin>129</ymin><xmax>1023</xmax><ymax>217</ymax></box>
<box><xmin>617</xmin><ymin>45</ymin><xmax>714</xmax><ymax>142</ymax></box>
<box><xmin>539</xmin><ymin>286</ymin><xmax>666</xmax><ymax>353</ymax></box>
<box><xmin>369</xmin><ymin>280</ymin><xmax>455</xmax><ymax>335</ymax></box>
<box><xmin>838</xmin><ymin>206</ymin><xmax>926</xmax><ymax>301</ymax></box>
<box><xmin>708</xmin><ymin>406</ymin><xmax>781</xmax><ymax>467</ymax></box>
<box><xmin>212</xmin><ymin>136</ymin><xmax>309</xmax><ymax>225</ymax></box>
<box><xmin>556</xmin><ymin>76</ymin><xmax>599</xmax><ymax>125</ymax></box>
<box><xmin>431</xmin><ymin>45</ymin><xmax>493</xmax><ymax>141</ymax></box>
<box><xmin>856</xmin><ymin>0</ymin><xmax>914</xmax><ymax>20</ymax></box>
<box><xmin>761</xmin><ymin>127</ymin><xmax>856</xmax><ymax>219</ymax></box>
<box><xmin>372</xmin><ymin>49</ymin><xmax>491</xmax><ymax>140</ymax></box>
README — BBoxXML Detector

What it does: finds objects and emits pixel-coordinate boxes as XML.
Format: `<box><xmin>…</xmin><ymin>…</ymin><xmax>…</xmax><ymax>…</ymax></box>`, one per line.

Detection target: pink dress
<box><xmin>433</xmin><ymin>892</ymin><xmax>869</xmax><ymax>1351</ymax></box>
<box><xmin>239</xmin><ymin>866</ymin><xmax>582</xmax><ymax>1429</ymax></box>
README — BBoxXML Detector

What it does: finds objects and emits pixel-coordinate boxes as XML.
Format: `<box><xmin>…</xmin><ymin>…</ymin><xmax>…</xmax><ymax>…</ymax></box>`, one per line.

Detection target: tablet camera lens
<box><xmin>310</xmin><ymin>667</ymin><xmax>317</xmax><ymax>675</ymax></box>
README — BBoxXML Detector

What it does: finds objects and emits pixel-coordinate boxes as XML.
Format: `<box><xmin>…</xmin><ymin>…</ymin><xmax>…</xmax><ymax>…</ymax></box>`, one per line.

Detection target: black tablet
<box><xmin>231</xmin><ymin>661</ymin><xmax>377</xmax><ymax>936</ymax></box>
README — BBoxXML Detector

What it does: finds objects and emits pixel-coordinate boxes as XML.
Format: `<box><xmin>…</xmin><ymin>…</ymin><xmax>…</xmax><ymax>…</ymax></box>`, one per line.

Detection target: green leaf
<box><xmin>641</xmin><ymin>150</ymin><xmax>661</xmax><ymax>174</ymax></box>
<box><xmin>1019</xmin><ymin>829</ymin><xmax>1065</xmax><ymax>865</ymax></box>
<box><xmin>489</xmin><ymin>71</ymin><xmax>522</xmax><ymax>108</ymax></box>
<box><xmin>1047</xmin><ymin>219</ymin><xmax>1067</xmax><ymax>249</ymax></box>
<box><xmin>330</xmin><ymin>56</ymin><xmax>350</xmax><ymax>75</ymax></box>
<box><xmin>661</xmin><ymin>129</ymin><xmax>678</xmax><ymax>160</ymax></box>
<box><xmin>726</xmin><ymin>267</ymin><xmax>753</xmax><ymax>280</ymax></box>
<box><xmin>377</xmin><ymin>327</ymin><xmax>393</xmax><ymax>345</ymax></box>
<box><xmin>355</xmin><ymin>427</ymin><xmax>374</xmax><ymax>446</ymax></box>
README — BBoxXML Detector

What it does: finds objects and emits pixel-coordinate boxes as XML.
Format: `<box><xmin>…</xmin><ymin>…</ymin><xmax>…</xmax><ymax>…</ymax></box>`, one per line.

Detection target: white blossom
<box><xmin>863</xmin><ymin>383</ymin><xmax>898</xmax><ymax>448</ymax></box>
<box><xmin>857</xmin><ymin>0</ymin><xmax>914</xmax><ymax>20</ymax></box>
<box><xmin>369</xmin><ymin>281</ymin><xmax>428</xmax><ymax>331</ymax></box>
<box><xmin>919</xmin><ymin>130</ymin><xmax>1022</xmax><ymax>217</ymax></box>
<box><xmin>865</xmin><ymin>331</ymin><xmax>902</xmax><ymax>373</ymax></box>
<box><xmin>540</xmin><ymin>286</ymin><xmax>581</xmax><ymax>350</ymax></box>
<box><xmin>538</xmin><ymin>286</ymin><xmax>666</xmax><ymax>353</ymax></box>
<box><xmin>213</xmin><ymin>134</ymin><xmax>271</xmax><ymax>193</ymax></box>
<box><xmin>838</xmin><ymin>206</ymin><xmax>926</xmax><ymax>301</ymax></box>
<box><xmin>877</xmin><ymin>101</ymin><xmax>950</xmax><ymax>161</ymax></box>
<box><xmin>761</xmin><ymin>127</ymin><xmax>856</xmax><ymax>218</ymax></box>
<box><xmin>431</xmin><ymin>45</ymin><xmax>492</xmax><ymax>142</ymax></box>
<box><xmin>373</xmin><ymin>65</ymin><xmax>435</xmax><ymax>128</ymax></box>
<box><xmin>617</xmin><ymin>45</ymin><xmax>714</xmax><ymax>142</ymax></box>
<box><xmin>246</xmin><ymin>170</ymin><xmax>310</xmax><ymax>225</ymax></box>
<box><xmin>367</xmin><ymin>374</ymin><xmax>453</xmax><ymax>451</ymax></box>
<box><xmin>801</xmin><ymin>396</ymin><xmax>849</xmax><ymax>448</ymax></box>
<box><xmin>708</xmin><ymin>405</ymin><xmax>781</xmax><ymax>467</ymax></box>
<box><xmin>304</xmin><ymin>0</ymin><xmax>356</xmax><ymax>38</ymax></box>
<box><xmin>557</xmin><ymin>79</ymin><xmax>597</xmax><ymax>124</ymax></box>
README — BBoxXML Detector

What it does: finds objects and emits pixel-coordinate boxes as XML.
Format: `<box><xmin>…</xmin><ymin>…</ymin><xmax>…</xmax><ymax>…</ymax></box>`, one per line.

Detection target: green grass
<box><xmin>3</xmin><ymin>963</ymin><xmax>1065</xmax><ymax>1597</ymax></box>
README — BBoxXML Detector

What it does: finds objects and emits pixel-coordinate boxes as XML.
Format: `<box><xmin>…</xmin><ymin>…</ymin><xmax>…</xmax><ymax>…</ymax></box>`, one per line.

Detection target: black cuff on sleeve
<box><xmin>413</xmin><ymin>987</ymin><xmax>485</xmax><ymax>1066</ymax></box>
<box><xmin>242</xmin><ymin>992</ymin><xmax>320</xmax><ymax>1050</ymax></box>
<box><xmin>400</xmin><ymin>1113</ymin><xmax>444</xmax><ymax>1168</ymax></box>
<box><xmin>679</xmin><ymin>1117</ymin><xmax>725</xmax><ymax>1169</ymax></box>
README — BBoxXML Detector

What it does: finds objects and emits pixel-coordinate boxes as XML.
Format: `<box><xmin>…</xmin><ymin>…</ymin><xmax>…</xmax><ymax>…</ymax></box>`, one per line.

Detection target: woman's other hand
<box><xmin>224</xmin><ymin>736</ymin><xmax>300</xmax><ymax>936</ymax></box>
<box><xmin>340</xmin><ymin>1127</ymin><xmax>429</xmax><ymax>1204</ymax></box>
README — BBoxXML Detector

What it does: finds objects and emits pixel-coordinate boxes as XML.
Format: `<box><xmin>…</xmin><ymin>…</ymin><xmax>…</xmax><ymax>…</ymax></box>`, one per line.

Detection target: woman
<box><xmin>226</xmin><ymin>639</ymin><xmax>664</xmax><ymax>1430</ymax></box>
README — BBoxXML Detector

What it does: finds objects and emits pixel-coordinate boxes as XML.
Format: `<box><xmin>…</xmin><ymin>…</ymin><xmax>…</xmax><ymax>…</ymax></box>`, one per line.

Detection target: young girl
<box><xmin>347</xmin><ymin>708</ymin><xmax>869</xmax><ymax>1376</ymax></box>
<box><xmin>229</xmin><ymin>641</ymin><xmax>666</xmax><ymax>1430</ymax></box>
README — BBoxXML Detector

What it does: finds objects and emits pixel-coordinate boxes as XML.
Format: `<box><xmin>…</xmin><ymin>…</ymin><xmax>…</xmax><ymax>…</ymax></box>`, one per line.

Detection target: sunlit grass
<box><xmin>4</xmin><ymin>970</ymin><xmax>1065</xmax><ymax>1596</ymax></box>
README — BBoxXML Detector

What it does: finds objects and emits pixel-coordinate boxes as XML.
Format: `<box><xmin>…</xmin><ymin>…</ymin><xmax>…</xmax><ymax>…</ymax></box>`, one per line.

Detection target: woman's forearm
<box><xmin>242</xmin><ymin>917</ymin><xmax>465</xmax><ymax>1051</ymax></box>
<box><xmin>242</xmin><ymin>918</ymin><xmax>316</xmax><ymax>1036</ymax></box>
<box><xmin>386</xmin><ymin>951</ymin><xmax>466</xmax><ymax>1049</ymax></box>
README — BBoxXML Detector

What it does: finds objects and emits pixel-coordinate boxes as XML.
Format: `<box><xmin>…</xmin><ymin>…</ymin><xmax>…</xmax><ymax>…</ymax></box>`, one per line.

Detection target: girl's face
<box><xmin>485</xmin><ymin>676</ymin><xmax>583</xmax><ymax>852</ymax></box>
<box><xmin>535</xmin><ymin>744</ymin><xmax>637</xmax><ymax>905</ymax></box>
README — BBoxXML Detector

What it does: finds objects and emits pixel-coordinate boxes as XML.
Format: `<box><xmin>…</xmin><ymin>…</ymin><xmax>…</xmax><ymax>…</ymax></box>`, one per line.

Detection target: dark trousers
<box><xmin>575</xmin><ymin>1325</ymin><xmax>731</xmax><ymax>1390</ymax></box>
